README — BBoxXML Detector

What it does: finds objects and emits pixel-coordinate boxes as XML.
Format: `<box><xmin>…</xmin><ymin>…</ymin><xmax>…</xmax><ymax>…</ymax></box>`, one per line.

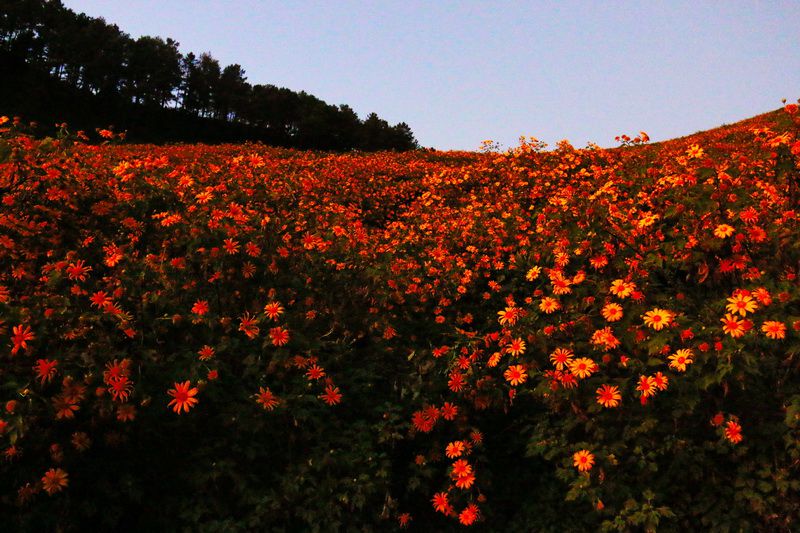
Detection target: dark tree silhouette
<box><xmin>0</xmin><ymin>0</ymin><xmax>418</xmax><ymax>150</ymax></box>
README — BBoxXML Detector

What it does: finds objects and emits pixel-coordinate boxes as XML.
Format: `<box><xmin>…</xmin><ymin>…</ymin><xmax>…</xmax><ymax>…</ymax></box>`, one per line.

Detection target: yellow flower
<box><xmin>596</xmin><ymin>384</ymin><xmax>621</xmax><ymax>408</ymax></box>
<box><xmin>526</xmin><ymin>266</ymin><xmax>541</xmax><ymax>281</ymax></box>
<box><xmin>668</xmin><ymin>349</ymin><xmax>694</xmax><ymax>372</ymax></box>
<box><xmin>726</xmin><ymin>294</ymin><xmax>757</xmax><ymax>317</ymax></box>
<box><xmin>568</xmin><ymin>357</ymin><xmax>597</xmax><ymax>379</ymax></box>
<box><xmin>642</xmin><ymin>308</ymin><xmax>673</xmax><ymax>331</ymax></box>
<box><xmin>686</xmin><ymin>144</ymin><xmax>704</xmax><ymax>158</ymax></box>
<box><xmin>714</xmin><ymin>224</ymin><xmax>735</xmax><ymax>238</ymax></box>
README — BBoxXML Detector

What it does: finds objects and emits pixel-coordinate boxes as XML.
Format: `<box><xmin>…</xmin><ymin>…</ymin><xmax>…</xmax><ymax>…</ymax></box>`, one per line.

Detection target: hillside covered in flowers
<box><xmin>1</xmin><ymin>104</ymin><xmax>799</xmax><ymax>531</ymax></box>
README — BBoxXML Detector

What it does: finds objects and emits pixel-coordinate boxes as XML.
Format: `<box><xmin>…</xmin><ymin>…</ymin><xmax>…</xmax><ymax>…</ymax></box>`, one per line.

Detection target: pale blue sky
<box><xmin>63</xmin><ymin>0</ymin><xmax>800</xmax><ymax>150</ymax></box>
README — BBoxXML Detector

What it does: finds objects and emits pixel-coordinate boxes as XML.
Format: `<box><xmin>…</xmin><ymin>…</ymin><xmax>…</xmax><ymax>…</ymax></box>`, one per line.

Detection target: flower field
<box><xmin>1</xmin><ymin>105</ymin><xmax>800</xmax><ymax>531</ymax></box>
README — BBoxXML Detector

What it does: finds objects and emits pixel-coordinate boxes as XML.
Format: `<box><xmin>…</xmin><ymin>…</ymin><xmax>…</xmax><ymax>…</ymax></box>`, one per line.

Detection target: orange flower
<box><xmin>263</xmin><ymin>301</ymin><xmax>285</xmax><ymax>321</ymax></box>
<box><xmin>504</xmin><ymin>364</ymin><xmax>528</xmax><ymax>386</ymax></box>
<box><xmin>720</xmin><ymin>313</ymin><xmax>746</xmax><ymax>338</ymax></box>
<box><xmin>167</xmin><ymin>381</ymin><xmax>199</xmax><ymax>414</ymax></box>
<box><xmin>610</xmin><ymin>279</ymin><xmax>635</xmax><ymax>299</ymax></box>
<box><xmin>549</xmin><ymin>347</ymin><xmax>574</xmax><ymax>370</ymax></box>
<box><xmin>454</xmin><ymin>472</ymin><xmax>476</xmax><ymax>489</ymax></box>
<box><xmin>601</xmin><ymin>303</ymin><xmax>623</xmax><ymax>322</ymax></box>
<box><xmin>761</xmin><ymin>320</ymin><xmax>786</xmax><ymax>339</ymax></box>
<box><xmin>596</xmin><ymin>384</ymin><xmax>621</xmax><ymax>408</ymax></box>
<box><xmin>539</xmin><ymin>297</ymin><xmax>560</xmax><ymax>314</ymax></box>
<box><xmin>445</xmin><ymin>441</ymin><xmax>466</xmax><ymax>458</ymax></box>
<box><xmin>573</xmin><ymin>450</ymin><xmax>595</xmax><ymax>472</ymax></box>
<box><xmin>636</xmin><ymin>375</ymin><xmax>656</xmax><ymax>404</ymax></box>
<box><xmin>591</xmin><ymin>327</ymin><xmax>621</xmax><ymax>350</ymax></box>
<box><xmin>451</xmin><ymin>459</ymin><xmax>472</xmax><ymax>478</ymax></box>
<box><xmin>652</xmin><ymin>371</ymin><xmax>669</xmax><ymax>391</ymax></box>
<box><xmin>42</xmin><ymin>468</ymin><xmax>69</xmax><ymax>495</ymax></box>
<box><xmin>505</xmin><ymin>338</ymin><xmax>526</xmax><ymax>356</ymax></box>
<box><xmin>551</xmin><ymin>273</ymin><xmax>572</xmax><ymax>295</ymax></box>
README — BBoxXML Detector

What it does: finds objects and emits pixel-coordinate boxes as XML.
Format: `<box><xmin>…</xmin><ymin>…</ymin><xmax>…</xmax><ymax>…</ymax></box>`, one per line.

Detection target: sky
<box><xmin>62</xmin><ymin>0</ymin><xmax>800</xmax><ymax>151</ymax></box>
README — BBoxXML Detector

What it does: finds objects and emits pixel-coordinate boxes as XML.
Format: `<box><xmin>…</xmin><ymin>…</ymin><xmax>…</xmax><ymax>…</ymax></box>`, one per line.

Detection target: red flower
<box><xmin>441</xmin><ymin>402</ymin><xmax>458</xmax><ymax>420</ymax></box>
<box><xmin>397</xmin><ymin>512</ymin><xmax>411</xmax><ymax>528</ymax></box>
<box><xmin>238</xmin><ymin>312</ymin><xmax>260</xmax><ymax>339</ymax></box>
<box><xmin>66</xmin><ymin>260</ymin><xmax>92</xmax><ymax>281</ymax></box>
<box><xmin>724</xmin><ymin>420</ymin><xmax>743</xmax><ymax>444</ymax></box>
<box><xmin>306</xmin><ymin>364</ymin><xmax>325</xmax><ymax>380</ymax></box>
<box><xmin>458</xmin><ymin>503</ymin><xmax>479</xmax><ymax>526</ymax></box>
<box><xmin>42</xmin><ymin>468</ymin><xmax>69</xmax><ymax>495</ymax></box>
<box><xmin>167</xmin><ymin>381</ymin><xmax>199</xmax><ymax>414</ymax></box>
<box><xmin>432</xmin><ymin>492</ymin><xmax>451</xmax><ymax>514</ymax></box>
<box><xmin>34</xmin><ymin>359</ymin><xmax>58</xmax><ymax>384</ymax></box>
<box><xmin>11</xmin><ymin>324</ymin><xmax>35</xmax><ymax>355</ymax></box>
<box><xmin>255</xmin><ymin>387</ymin><xmax>279</xmax><ymax>410</ymax></box>
<box><xmin>191</xmin><ymin>300</ymin><xmax>209</xmax><ymax>315</ymax></box>
<box><xmin>269</xmin><ymin>326</ymin><xmax>290</xmax><ymax>346</ymax></box>
<box><xmin>320</xmin><ymin>384</ymin><xmax>342</xmax><ymax>406</ymax></box>
<box><xmin>198</xmin><ymin>345</ymin><xmax>215</xmax><ymax>360</ymax></box>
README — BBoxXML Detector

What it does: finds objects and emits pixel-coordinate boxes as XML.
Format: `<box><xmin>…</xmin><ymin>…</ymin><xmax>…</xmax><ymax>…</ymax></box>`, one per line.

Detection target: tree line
<box><xmin>0</xmin><ymin>0</ymin><xmax>418</xmax><ymax>150</ymax></box>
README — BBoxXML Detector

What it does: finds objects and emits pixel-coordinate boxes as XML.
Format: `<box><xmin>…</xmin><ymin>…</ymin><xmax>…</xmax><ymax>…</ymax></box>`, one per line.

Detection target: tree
<box><xmin>125</xmin><ymin>36</ymin><xmax>181</xmax><ymax>106</ymax></box>
<box><xmin>195</xmin><ymin>52</ymin><xmax>220</xmax><ymax>117</ymax></box>
<box><xmin>359</xmin><ymin>112</ymin><xmax>391</xmax><ymax>151</ymax></box>
<box><xmin>214</xmin><ymin>63</ymin><xmax>248</xmax><ymax>121</ymax></box>
<box><xmin>80</xmin><ymin>18</ymin><xmax>129</xmax><ymax>97</ymax></box>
